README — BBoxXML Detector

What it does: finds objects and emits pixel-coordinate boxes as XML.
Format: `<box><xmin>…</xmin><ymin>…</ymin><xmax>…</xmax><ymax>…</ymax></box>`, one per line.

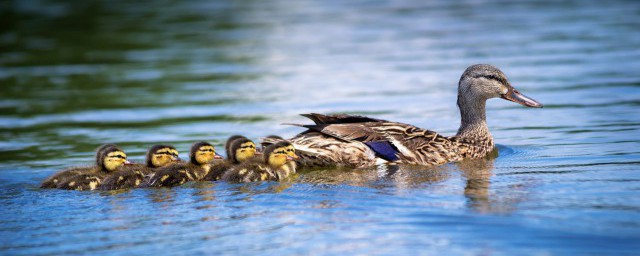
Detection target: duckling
<box><xmin>260</xmin><ymin>136</ymin><xmax>297</xmax><ymax>174</ymax></box>
<box><xmin>40</xmin><ymin>144</ymin><xmax>122</xmax><ymax>189</ymax></box>
<box><xmin>225</xmin><ymin>135</ymin><xmax>248</xmax><ymax>157</ymax></box>
<box><xmin>99</xmin><ymin>144</ymin><xmax>180</xmax><ymax>190</ymax></box>
<box><xmin>222</xmin><ymin>141</ymin><xmax>298</xmax><ymax>183</ymax></box>
<box><xmin>260</xmin><ymin>135</ymin><xmax>283</xmax><ymax>152</ymax></box>
<box><xmin>146</xmin><ymin>141</ymin><xmax>221</xmax><ymax>187</ymax></box>
<box><xmin>204</xmin><ymin>136</ymin><xmax>258</xmax><ymax>181</ymax></box>
<box><xmin>48</xmin><ymin>145</ymin><xmax>129</xmax><ymax>191</ymax></box>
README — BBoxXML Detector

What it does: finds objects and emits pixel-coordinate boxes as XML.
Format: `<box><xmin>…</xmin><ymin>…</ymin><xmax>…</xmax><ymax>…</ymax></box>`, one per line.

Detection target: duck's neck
<box><xmin>455</xmin><ymin>96</ymin><xmax>492</xmax><ymax>141</ymax></box>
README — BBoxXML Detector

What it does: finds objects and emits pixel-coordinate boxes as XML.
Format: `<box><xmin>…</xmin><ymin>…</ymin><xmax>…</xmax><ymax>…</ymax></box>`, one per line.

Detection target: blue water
<box><xmin>2</xmin><ymin>0</ymin><xmax>640</xmax><ymax>254</ymax></box>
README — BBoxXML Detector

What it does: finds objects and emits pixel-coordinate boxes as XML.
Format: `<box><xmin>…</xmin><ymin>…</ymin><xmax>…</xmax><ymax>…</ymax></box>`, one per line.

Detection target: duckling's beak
<box><xmin>124</xmin><ymin>160</ymin><xmax>133</xmax><ymax>165</ymax></box>
<box><xmin>255</xmin><ymin>151</ymin><xmax>263</xmax><ymax>156</ymax></box>
<box><xmin>214</xmin><ymin>153</ymin><xmax>224</xmax><ymax>159</ymax></box>
<box><xmin>173</xmin><ymin>157</ymin><xmax>182</xmax><ymax>162</ymax></box>
<box><xmin>286</xmin><ymin>154</ymin><xmax>299</xmax><ymax>161</ymax></box>
<box><xmin>501</xmin><ymin>87</ymin><xmax>543</xmax><ymax>108</ymax></box>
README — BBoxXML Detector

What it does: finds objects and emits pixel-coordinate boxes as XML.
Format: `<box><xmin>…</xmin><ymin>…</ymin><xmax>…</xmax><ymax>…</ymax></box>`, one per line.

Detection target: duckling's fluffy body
<box><xmin>203</xmin><ymin>136</ymin><xmax>258</xmax><ymax>181</ymax></box>
<box><xmin>41</xmin><ymin>145</ymin><xmax>128</xmax><ymax>191</ymax></box>
<box><xmin>222</xmin><ymin>141</ymin><xmax>297</xmax><ymax>183</ymax></box>
<box><xmin>100</xmin><ymin>145</ymin><xmax>180</xmax><ymax>190</ymax></box>
<box><xmin>146</xmin><ymin>142</ymin><xmax>217</xmax><ymax>187</ymax></box>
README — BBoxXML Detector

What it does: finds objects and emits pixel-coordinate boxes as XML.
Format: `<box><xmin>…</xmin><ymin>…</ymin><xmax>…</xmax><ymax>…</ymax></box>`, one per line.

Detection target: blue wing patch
<box><xmin>365</xmin><ymin>141</ymin><xmax>400</xmax><ymax>161</ymax></box>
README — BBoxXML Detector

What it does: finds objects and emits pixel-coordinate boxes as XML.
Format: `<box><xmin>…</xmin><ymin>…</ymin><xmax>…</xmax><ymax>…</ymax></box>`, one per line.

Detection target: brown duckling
<box><xmin>146</xmin><ymin>141</ymin><xmax>221</xmax><ymax>187</ymax></box>
<box><xmin>43</xmin><ymin>145</ymin><xmax>130</xmax><ymax>191</ymax></box>
<box><xmin>222</xmin><ymin>141</ymin><xmax>298</xmax><ymax>183</ymax></box>
<box><xmin>204</xmin><ymin>136</ymin><xmax>258</xmax><ymax>181</ymax></box>
<box><xmin>99</xmin><ymin>144</ymin><xmax>180</xmax><ymax>190</ymax></box>
<box><xmin>260</xmin><ymin>135</ymin><xmax>297</xmax><ymax>173</ymax></box>
<box><xmin>41</xmin><ymin>144</ymin><xmax>116</xmax><ymax>189</ymax></box>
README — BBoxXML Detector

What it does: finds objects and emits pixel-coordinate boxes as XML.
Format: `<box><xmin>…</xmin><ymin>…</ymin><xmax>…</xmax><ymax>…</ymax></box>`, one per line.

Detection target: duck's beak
<box><xmin>124</xmin><ymin>160</ymin><xmax>133</xmax><ymax>165</ymax></box>
<box><xmin>173</xmin><ymin>156</ymin><xmax>182</xmax><ymax>162</ymax></box>
<box><xmin>255</xmin><ymin>151</ymin><xmax>263</xmax><ymax>156</ymax></box>
<box><xmin>214</xmin><ymin>153</ymin><xmax>224</xmax><ymax>159</ymax></box>
<box><xmin>501</xmin><ymin>87</ymin><xmax>543</xmax><ymax>108</ymax></box>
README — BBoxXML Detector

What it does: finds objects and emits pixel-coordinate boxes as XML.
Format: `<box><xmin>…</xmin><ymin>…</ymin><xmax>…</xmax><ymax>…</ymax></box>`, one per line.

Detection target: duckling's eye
<box><xmin>274</xmin><ymin>150</ymin><xmax>286</xmax><ymax>154</ymax></box>
<box><xmin>110</xmin><ymin>155</ymin><xmax>126</xmax><ymax>159</ymax></box>
<box><xmin>240</xmin><ymin>145</ymin><xmax>255</xmax><ymax>149</ymax></box>
<box><xmin>200</xmin><ymin>149</ymin><xmax>215</xmax><ymax>153</ymax></box>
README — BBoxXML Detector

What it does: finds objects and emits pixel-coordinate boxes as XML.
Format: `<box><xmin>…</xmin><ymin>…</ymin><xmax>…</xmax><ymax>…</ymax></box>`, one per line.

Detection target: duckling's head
<box><xmin>229</xmin><ymin>138</ymin><xmax>257</xmax><ymax>164</ymax></box>
<box><xmin>189</xmin><ymin>141</ymin><xmax>221</xmax><ymax>165</ymax></box>
<box><xmin>263</xmin><ymin>141</ymin><xmax>298</xmax><ymax>169</ymax></box>
<box><xmin>224</xmin><ymin>135</ymin><xmax>248</xmax><ymax>158</ymax></box>
<box><xmin>146</xmin><ymin>144</ymin><xmax>180</xmax><ymax>168</ymax></box>
<box><xmin>458</xmin><ymin>64</ymin><xmax>542</xmax><ymax>108</ymax></box>
<box><xmin>96</xmin><ymin>145</ymin><xmax>128</xmax><ymax>172</ymax></box>
<box><xmin>260</xmin><ymin>135</ymin><xmax>284</xmax><ymax>151</ymax></box>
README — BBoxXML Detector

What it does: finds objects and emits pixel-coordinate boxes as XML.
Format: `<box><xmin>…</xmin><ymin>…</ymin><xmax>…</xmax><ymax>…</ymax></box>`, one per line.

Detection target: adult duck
<box><xmin>286</xmin><ymin>64</ymin><xmax>543</xmax><ymax>168</ymax></box>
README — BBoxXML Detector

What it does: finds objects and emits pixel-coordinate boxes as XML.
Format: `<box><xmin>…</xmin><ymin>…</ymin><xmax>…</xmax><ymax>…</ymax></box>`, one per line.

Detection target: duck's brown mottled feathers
<box><xmin>301</xmin><ymin>113</ymin><xmax>384</xmax><ymax>124</ymax></box>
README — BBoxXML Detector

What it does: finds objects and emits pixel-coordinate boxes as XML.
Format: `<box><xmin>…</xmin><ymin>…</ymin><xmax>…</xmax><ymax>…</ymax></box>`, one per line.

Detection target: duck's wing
<box><xmin>294</xmin><ymin>113</ymin><xmax>455</xmax><ymax>164</ymax></box>
<box><xmin>300</xmin><ymin>113</ymin><xmax>385</xmax><ymax>124</ymax></box>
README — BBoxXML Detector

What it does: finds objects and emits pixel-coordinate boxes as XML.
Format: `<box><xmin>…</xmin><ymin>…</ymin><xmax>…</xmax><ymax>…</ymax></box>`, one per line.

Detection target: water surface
<box><xmin>1</xmin><ymin>0</ymin><xmax>640</xmax><ymax>254</ymax></box>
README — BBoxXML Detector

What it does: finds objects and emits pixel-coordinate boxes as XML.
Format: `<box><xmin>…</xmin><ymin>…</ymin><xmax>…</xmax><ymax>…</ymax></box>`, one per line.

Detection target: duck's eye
<box><xmin>200</xmin><ymin>149</ymin><xmax>215</xmax><ymax>153</ymax></box>
<box><xmin>110</xmin><ymin>155</ymin><xmax>126</xmax><ymax>159</ymax></box>
<box><xmin>240</xmin><ymin>145</ymin><xmax>255</xmax><ymax>149</ymax></box>
<box><xmin>274</xmin><ymin>150</ymin><xmax>286</xmax><ymax>155</ymax></box>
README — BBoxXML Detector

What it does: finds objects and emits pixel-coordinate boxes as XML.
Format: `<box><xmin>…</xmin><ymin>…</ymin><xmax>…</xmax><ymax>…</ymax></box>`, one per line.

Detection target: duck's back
<box><xmin>289</xmin><ymin>113</ymin><xmax>485</xmax><ymax>167</ymax></box>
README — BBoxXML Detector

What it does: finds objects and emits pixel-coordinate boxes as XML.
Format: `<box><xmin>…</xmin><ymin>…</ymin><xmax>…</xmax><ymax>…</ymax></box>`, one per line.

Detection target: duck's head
<box><xmin>228</xmin><ymin>137</ymin><xmax>257</xmax><ymax>163</ymax></box>
<box><xmin>146</xmin><ymin>144</ymin><xmax>180</xmax><ymax>168</ymax></box>
<box><xmin>263</xmin><ymin>141</ymin><xmax>298</xmax><ymax>169</ymax></box>
<box><xmin>96</xmin><ymin>145</ymin><xmax>129</xmax><ymax>172</ymax></box>
<box><xmin>458</xmin><ymin>64</ymin><xmax>542</xmax><ymax>108</ymax></box>
<box><xmin>189</xmin><ymin>141</ymin><xmax>222</xmax><ymax>165</ymax></box>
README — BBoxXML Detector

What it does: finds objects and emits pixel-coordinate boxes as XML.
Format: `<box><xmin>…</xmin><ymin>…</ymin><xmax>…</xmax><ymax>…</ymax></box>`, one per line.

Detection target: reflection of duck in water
<box><xmin>146</xmin><ymin>142</ymin><xmax>221</xmax><ymax>187</ymax></box>
<box><xmin>100</xmin><ymin>145</ymin><xmax>180</xmax><ymax>190</ymax></box>
<box><xmin>41</xmin><ymin>145</ymin><xmax>130</xmax><ymax>191</ymax></box>
<box><xmin>204</xmin><ymin>136</ymin><xmax>258</xmax><ymax>181</ymax></box>
<box><xmin>280</xmin><ymin>64</ymin><xmax>542</xmax><ymax>168</ymax></box>
<box><xmin>458</xmin><ymin>148</ymin><xmax>529</xmax><ymax>214</ymax></box>
<box><xmin>222</xmin><ymin>141</ymin><xmax>298</xmax><ymax>183</ymax></box>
